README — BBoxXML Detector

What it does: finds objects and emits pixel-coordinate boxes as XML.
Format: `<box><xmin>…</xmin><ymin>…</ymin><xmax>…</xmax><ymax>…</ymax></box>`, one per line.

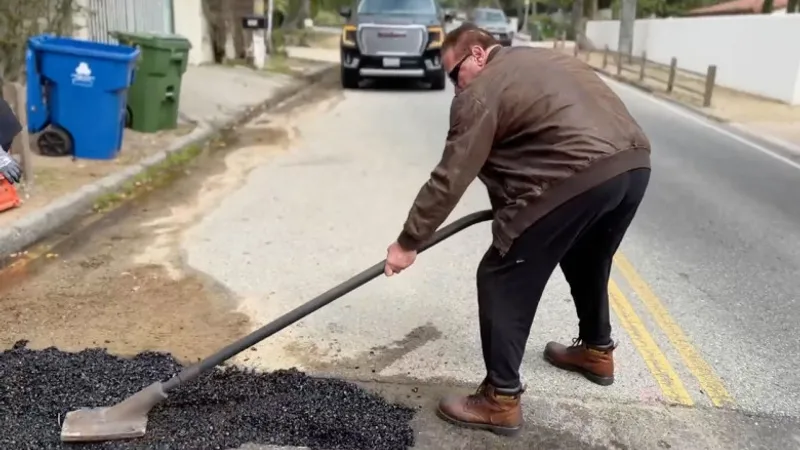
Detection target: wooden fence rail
<box><xmin>598</xmin><ymin>45</ymin><xmax>717</xmax><ymax>108</ymax></box>
<box><xmin>550</xmin><ymin>34</ymin><xmax>718</xmax><ymax>108</ymax></box>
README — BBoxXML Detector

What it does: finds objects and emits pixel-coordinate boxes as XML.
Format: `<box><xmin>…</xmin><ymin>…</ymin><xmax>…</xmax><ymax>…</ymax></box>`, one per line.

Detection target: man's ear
<box><xmin>471</xmin><ymin>45</ymin><xmax>481</xmax><ymax>59</ymax></box>
<box><xmin>473</xmin><ymin>46</ymin><xmax>488</xmax><ymax>66</ymax></box>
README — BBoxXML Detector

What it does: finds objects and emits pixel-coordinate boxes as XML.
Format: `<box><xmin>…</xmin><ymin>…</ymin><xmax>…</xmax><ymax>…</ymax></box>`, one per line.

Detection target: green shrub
<box><xmin>313</xmin><ymin>9</ymin><xmax>345</xmax><ymax>27</ymax></box>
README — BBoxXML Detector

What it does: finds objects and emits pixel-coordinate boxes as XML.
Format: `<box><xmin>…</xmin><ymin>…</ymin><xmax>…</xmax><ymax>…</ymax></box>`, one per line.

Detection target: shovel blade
<box><xmin>60</xmin><ymin>407</ymin><xmax>148</xmax><ymax>442</ymax></box>
<box><xmin>60</xmin><ymin>381</ymin><xmax>167</xmax><ymax>442</ymax></box>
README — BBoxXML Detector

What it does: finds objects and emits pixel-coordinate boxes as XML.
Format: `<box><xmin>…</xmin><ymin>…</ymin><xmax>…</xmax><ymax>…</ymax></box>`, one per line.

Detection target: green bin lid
<box><xmin>110</xmin><ymin>31</ymin><xmax>192</xmax><ymax>50</ymax></box>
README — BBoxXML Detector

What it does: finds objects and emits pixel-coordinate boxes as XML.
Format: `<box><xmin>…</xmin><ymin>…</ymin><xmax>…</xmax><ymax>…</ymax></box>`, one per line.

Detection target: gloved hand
<box><xmin>0</xmin><ymin>146</ymin><xmax>22</xmax><ymax>183</ymax></box>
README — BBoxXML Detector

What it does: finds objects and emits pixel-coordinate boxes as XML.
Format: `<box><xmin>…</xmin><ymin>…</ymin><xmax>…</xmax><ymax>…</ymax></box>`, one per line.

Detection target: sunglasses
<box><xmin>448</xmin><ymin>53</ymin><xmax>471</xmax><ymax>85</ymax></box>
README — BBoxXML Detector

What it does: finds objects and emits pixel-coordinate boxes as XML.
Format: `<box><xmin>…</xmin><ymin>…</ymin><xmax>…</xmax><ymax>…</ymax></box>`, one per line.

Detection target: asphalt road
<box><xmin>6</xmin><ymin>56</ymin><xmax>797</xmax><ymax>449</ymax></box>
<box><xmin>179</xmin><ymin>73</ymin><xmax>800</xmax><ymax>448</ymax></box>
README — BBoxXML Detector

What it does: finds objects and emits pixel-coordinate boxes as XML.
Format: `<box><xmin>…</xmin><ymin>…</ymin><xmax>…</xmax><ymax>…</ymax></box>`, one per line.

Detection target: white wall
<box><xmin>173</xmin><ymin>0</ymin><xmax>214</xmax><ymax>65</ymax></box>
<box><xmin>585</xmin><ymin>15</ymin><xmax>800</xmax><ymax>105</ymax></box>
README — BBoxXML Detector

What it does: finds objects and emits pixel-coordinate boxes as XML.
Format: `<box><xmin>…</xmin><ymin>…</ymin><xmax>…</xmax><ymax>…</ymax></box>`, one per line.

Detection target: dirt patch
<box><xmin>133</xmin><ymin>125</ymin><xmax>293</xmax><ymax>279</ymax></box>
<box><xmin>0</xmin><ymin>125</ymin><xmax>194</xmax><ymax>227</ymax></box>
<box><xmin>0</xmin><ymin>261</ymin><xmax>248</xmax><ymax>363</ymax></box>
<box><xmin>0</xmin><ymin>124</ymin><xmax>281</xmax><ymax>362</ymax></box>
<box><xmin>0</xmin><ymin>78</ymin><xmax>340</xmax><ymax>364</ymax></box>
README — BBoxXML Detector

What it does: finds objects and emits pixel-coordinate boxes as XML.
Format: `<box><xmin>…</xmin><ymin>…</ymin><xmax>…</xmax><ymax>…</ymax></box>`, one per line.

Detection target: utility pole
<box><xmin>571</xmin><ymin>0</ymin><xmax>584</xmax><ymax>44</ymax></box>
<box><xmin>267</xmin><ymin>0</ymin><xmax>274</xmax><ymax>54</ymax></box>
<box><xmin>617</xmin><ymin>0</ymin><xmax>636</xmax><ymax>61</ymax></box>
<box><xmin>253</xmin><ymin>0</ymin><xmax>267</xmax><ymax>69</ymax></box>
<box><xmin>522</xmin><ymin>0</ymin><xmax>530</xmax><ymax>33</ymax></box>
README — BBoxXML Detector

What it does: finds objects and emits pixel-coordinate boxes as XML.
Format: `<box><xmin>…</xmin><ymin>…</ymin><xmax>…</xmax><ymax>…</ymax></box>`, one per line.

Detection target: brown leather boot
<box><xmin>543</xmin><ymin>338</ymin><xmax>616</xmax><ymax>386</ymax></box>
<box><xmin>436</xmin><ymin>382</ymin><xmax>524</xmax><ymax>436</ymax></box>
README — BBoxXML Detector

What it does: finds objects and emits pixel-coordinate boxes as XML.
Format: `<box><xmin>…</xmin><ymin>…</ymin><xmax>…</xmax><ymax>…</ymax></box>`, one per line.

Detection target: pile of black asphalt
<box><xmin>0</xmin><ymin>341</ymin><xmax>416</xmax><ymax>450</ymax></box>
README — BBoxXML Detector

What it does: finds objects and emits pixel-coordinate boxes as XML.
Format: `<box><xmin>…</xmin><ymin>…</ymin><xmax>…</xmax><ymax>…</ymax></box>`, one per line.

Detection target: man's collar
<box><xmin>486</xmin><ymin>45</ymin><xmax>502</xmax><ymax>64</ymax></box>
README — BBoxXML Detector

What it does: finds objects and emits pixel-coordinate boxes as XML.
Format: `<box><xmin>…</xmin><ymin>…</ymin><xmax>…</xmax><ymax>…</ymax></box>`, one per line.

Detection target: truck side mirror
<box><xmin>339</xmin><ymin>6</ymin><xmax>352</xmax><ymax>18</ymax></box>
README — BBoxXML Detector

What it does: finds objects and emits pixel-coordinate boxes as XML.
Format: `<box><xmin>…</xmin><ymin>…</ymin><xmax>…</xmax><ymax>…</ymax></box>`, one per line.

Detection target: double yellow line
<box><xmin>610</xmin><ymin>252</ymin><xmax>734</xmax><ymax>408</ymax></box>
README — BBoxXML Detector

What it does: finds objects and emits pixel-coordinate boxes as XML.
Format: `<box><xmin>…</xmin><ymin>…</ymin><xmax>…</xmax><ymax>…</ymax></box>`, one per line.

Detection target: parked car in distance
<box><xmin>468</xmin><ymin>8</ymin><xmax>513</xmax><ymax>46</ymax></box>
<box><xmin>338</xmin><ymin>0</ymin><xmax>454</xmax><ymax>90</ymax></box>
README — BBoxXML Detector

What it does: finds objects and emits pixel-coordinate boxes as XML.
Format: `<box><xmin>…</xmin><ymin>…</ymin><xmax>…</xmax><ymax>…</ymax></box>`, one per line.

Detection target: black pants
<box><xmin>0</xmin><ymin>95</ymin><xmax>21</xmax><ymax>153</ymax></box>
<box><xmin>1</xmin><ymin>138</ymin><xmax>13</xmax><ymax>153</ymax></box>
<box><xmin>477</xmin><ymin>168</ymin><xmax>650</xmax><ymax>390</ymax></box>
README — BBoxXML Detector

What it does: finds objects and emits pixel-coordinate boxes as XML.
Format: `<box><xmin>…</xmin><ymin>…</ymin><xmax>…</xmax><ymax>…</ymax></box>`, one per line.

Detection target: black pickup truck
<box><xmin>338</xmin><ymin>0</ymin><xmax>454</xmax><ymax>90</ymax></box>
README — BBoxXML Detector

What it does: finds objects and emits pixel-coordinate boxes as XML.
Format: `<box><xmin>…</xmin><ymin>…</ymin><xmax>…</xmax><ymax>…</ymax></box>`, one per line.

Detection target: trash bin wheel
<box><xmin>37</xmin><ymin>126</ymin><xmax>74</xmax><ymax>157</ymax></box>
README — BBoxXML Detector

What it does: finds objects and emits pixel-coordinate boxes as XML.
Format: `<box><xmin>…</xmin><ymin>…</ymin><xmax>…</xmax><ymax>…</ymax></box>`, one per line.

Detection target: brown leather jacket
<box><xmin>397</xmin><ymin>46</ymin><xmax>651</xmax><ymax>255</ymax></box>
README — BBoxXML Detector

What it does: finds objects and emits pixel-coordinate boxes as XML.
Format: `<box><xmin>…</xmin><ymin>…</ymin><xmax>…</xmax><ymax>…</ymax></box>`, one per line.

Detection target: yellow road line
<box><xmin>608</xmin><ymin>279</ymin><xmax>695</xmax><ymax>406</ymax></box>
<box><xmin>614</xmin><ymin>252</ymin><xmax>734</xmax><ymax>407</ymax></box>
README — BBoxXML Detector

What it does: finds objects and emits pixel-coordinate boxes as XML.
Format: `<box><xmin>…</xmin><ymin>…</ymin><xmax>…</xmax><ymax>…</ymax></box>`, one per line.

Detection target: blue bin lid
<box><xmin>28</xmin><ymin>35</ymin><xmax>140</xmax><ymax>62</ymax></box>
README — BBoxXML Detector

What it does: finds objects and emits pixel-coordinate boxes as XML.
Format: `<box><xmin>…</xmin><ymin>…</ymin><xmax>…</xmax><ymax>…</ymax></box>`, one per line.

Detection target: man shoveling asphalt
<box><xmin>384</xmin><ymin>23</ymin><xmax>652</xmax><ymax>436</ymax></box>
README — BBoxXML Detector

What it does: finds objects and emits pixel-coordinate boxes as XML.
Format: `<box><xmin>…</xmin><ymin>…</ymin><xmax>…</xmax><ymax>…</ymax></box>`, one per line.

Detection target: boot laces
<box><xmin>467</xmin><ymin>382</ymin><xmax>524</xmax><ymax>405</ymax></box>
<box><xmin>466</xmin><ymin>383</ymin><xmax>488</xmax><ymax>406</ymax></box>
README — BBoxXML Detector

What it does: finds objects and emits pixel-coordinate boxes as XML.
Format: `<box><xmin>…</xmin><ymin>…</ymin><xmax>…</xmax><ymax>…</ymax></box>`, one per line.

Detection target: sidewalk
<box><xmin>579</xmin><ymin>48</ymin><xmax>800</xmax><ymax>151</ymax></box>
<box><xmin>285</xmin><ymin>31</ymin><xmax>340</xmax><ymax>63</ymax></box>
<box><xmin>511</xmin><ymin>38</ymin><xmax>800</xmax><ymax>152</ymax></box>
<box><xmin>0</xmin><ymin>56</ymin><xmax>335</xmax><ymax>258</ymax></box>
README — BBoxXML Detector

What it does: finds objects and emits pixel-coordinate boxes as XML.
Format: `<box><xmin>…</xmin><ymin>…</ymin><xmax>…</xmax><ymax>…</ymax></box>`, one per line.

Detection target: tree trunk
<box><xmin>299</xmin><ymin>0</ymin><xmax>311</xmax><ymax>27</ymax></box>
<box><xmin>571</xmin><ymin>0</ymin><xmax>584</xmax><ymax>44</ymax></box>
<box><xmin>761</xmin><ymin>0</ymin><xmax>774</xmax><ymax>13</ymax></box>
<box><xmin>281</xmin><ymin>0</ymin><xmax>308</xmax><ymax>30</ymax></box>
<box><xmin>787</xmin><ymin>0</ymin><xmax>798</xmax><ymax>12</ymax></box>
<box><xmin>223</xmin><ymin>1</ymin><xmax>237</xmax><ymax>61</ymax></box>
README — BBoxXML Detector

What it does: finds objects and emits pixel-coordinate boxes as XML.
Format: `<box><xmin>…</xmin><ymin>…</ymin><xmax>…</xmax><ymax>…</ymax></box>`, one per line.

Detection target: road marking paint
<box><xmin>614</xmin><ymin>252</ymin><xmax>735</xmax><ymax>407</ymax></box>
<box><xmin>608</xmin><ymin>279</ymin><xmax>694</xmax><ymax>406</ymax></box>
<box><xmin>600</xmin><ymin>75</ymin><xmax>800</xmax><ymax>172</ymax></box>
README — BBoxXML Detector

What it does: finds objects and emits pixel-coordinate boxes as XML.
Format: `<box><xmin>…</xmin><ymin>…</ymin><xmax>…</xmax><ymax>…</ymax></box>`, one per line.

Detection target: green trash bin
<box><xmin>111</xmin><ymin>31</ymin><xmax>192</xmax><ymax>133</ymax></box>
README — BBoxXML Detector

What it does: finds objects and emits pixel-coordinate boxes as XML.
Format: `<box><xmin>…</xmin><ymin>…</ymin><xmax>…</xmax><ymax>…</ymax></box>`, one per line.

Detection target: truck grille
<box><xmin>357</xmin><ymin>25</ymin><xmax>426</xmax><ymax>56</ymax></box>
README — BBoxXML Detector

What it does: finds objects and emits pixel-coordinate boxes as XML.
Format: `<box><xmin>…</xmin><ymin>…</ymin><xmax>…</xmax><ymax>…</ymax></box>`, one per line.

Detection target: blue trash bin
<box><xmin>26</xmin><ymin>35</ymin><xmax>140</xmax><ymax>160</ymax></box>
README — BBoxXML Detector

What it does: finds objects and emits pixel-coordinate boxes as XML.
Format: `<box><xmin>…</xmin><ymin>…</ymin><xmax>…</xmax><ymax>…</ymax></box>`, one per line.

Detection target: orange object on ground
<box><xmin>0</xmin><ymin>175</ymin><xmax>21</xmax><ymax>213</ymax></box>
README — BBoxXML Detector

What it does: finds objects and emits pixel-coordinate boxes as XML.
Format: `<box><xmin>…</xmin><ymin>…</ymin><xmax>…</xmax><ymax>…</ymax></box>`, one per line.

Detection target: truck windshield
<box><xmin>476</xmin><ymin>11</ymin><xmax>506</xmax><ymax>22</ymax></box>
<box><xmin>357</xmin><ymin>0</ymin><xmax>437</xmax><ymax>15</ymax></box>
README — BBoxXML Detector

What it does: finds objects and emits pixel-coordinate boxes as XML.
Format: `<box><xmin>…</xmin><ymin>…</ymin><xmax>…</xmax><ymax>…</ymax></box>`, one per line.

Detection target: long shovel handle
<box><xmin>162</xmin><ymin>209</ymin><xmax>493</xmax><ymax>391</ymax></box>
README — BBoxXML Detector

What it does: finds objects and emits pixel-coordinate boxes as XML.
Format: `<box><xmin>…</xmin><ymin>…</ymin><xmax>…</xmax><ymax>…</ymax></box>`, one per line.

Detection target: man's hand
<box><xmin>0</xmin><ymin>147</ymin><xmax>21</xmax><ymax>184</ymax></box>
<box><xmin>384</xmin><ymin>241</ymin><xmax>418</xmax><ymax>277</ymax></box>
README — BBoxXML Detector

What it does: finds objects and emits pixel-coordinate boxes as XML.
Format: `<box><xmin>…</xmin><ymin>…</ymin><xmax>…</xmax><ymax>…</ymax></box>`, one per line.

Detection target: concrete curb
<box><xmin>0</xmin><ymin>63</ymin><xmax>337</xmax><ymax>258</ymax></box>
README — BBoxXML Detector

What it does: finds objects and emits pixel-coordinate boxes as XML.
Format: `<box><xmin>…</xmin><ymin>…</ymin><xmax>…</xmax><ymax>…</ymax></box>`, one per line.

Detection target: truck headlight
<box><xmin>342</xmin><ymin>25</ymin><xmax>357</xmax><ymax>47</ymax></box>
<box><xmin>427</xmin><ymin>26</ymin><xmax>444</xmax><ymax>49</ymax></box>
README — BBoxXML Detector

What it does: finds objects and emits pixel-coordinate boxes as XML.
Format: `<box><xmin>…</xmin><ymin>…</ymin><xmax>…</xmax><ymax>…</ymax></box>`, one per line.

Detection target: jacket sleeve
<box><xmin>396</xmin><ymin>92</ymin><xmax>497</xmax><ymax>251</ymax></box>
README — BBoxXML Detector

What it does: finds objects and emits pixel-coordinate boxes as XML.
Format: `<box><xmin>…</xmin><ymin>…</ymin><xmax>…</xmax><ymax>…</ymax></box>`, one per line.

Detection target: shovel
<box><xmin>60</xmin><ymin>209</ymin><xmax>493</xmax><ymax>442</ymax></box>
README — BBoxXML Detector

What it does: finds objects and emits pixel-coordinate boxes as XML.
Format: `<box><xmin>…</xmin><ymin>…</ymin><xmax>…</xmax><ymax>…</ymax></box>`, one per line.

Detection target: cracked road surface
<box><xmin>2</xmin><ymin>73</ymin><xmax>800</xmax><ymax>449</ymax></box>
